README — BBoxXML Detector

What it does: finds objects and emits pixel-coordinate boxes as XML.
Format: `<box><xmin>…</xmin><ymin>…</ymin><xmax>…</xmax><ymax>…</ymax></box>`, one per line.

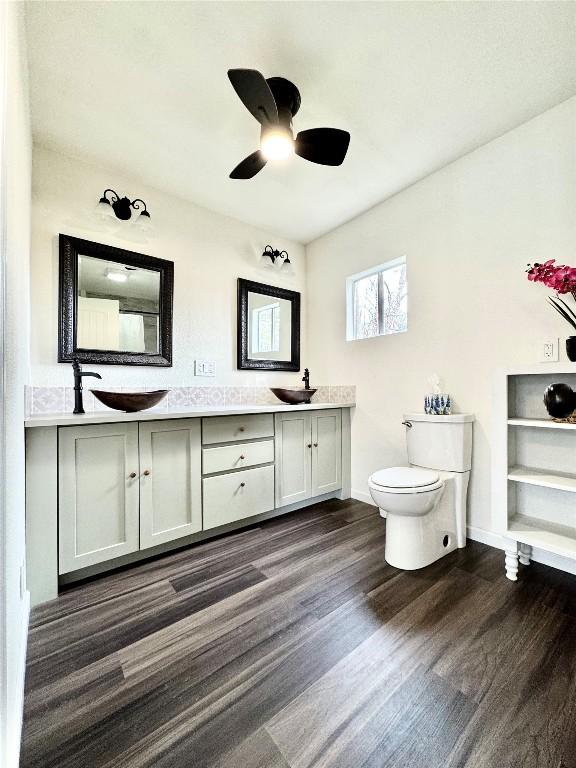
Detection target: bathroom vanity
<box><xmin>25</xmin><ymin>402</ymin><xmax>353</xmax><ymax>606</ymax></box>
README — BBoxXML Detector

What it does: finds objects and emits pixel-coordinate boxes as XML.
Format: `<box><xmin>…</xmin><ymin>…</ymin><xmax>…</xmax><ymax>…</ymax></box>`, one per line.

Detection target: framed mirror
<box><xmin>58</xmin><ymin>234</ymin><xmax>173</xmax><ymax>366</ymax></box>
<box><xmin>237</xmin><ymin>278</ymin><xmax>300</xmax><ymax>371</ymax></box>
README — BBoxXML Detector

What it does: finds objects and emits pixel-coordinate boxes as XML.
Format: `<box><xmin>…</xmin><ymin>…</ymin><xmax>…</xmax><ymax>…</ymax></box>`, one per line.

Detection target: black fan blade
<box><xmin>295</xmin><ymin>128</ymin><xmax>350</xmax><ymax>166</ymax></box>
<box><xmin>230</xmin><ymin>150</ymin><xmax>267</xmax><ymax>179</ymax></box>
<box><xmin>228</xmin><ymin>69</ymin><xmax>279</xmax><ymax>126</ymax></box>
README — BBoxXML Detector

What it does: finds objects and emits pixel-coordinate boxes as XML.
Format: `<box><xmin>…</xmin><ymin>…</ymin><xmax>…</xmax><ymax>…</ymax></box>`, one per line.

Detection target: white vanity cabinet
<box><xmin>58</xmin><ymin>423</ymin><xmax>140</xmax><ymax>573</ymax></box>
<box><xmin>26</xmin><ymin>403</ymin><xmax>352</xmax><ymax>606</ymax></box>
<box><xmin>275</xmin><ymin>409</ymin><xmax>342</xmax><ymax>507</ymax></box>
<box><xmin>58</xmin><ymin>419</ymin><xmax>202</xmax><ymax>572</ymax></box>
<box><xmin>139</xmin><ymin>420</ymin><xmax>202</xmax><ymax>549</ymax></box>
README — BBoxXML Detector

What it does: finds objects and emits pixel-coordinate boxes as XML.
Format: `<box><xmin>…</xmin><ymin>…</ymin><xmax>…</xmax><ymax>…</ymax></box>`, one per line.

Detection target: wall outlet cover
<box><xmin>194</xmin><ymin>360</ymin><xmax>216</xmax><ymax>377</ymax></box>
<box><xmin>540</xmin><ymin>339</ymin><xmax>559</xmax><ymax>363</ymax></box>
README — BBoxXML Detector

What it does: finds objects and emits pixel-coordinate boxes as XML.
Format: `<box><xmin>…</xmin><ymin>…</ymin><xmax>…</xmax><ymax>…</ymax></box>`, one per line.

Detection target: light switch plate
<box><xmin>540</xmin><ymin>339</ymin><xmax>559</xmax><ymax>362</ymax></box>
<box><xmin>194</xmin><ymin>359</ymin><xmax>216</xmax><ymax>377</ymax></box>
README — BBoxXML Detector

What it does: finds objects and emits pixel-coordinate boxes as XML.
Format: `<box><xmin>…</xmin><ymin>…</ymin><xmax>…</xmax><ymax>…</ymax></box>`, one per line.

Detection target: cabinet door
<box><xmin>275</xmin><ymin>412</ymin><xmax>312</xmax><ymax>507</ymax></box>
<box><xmin>311</xmin><ymin>409</ymin><xmax>342</xmax><ymax>497</ymax></box>
<box><xmin>58</xmin><ymin>423</ymin><xmax>139</xmax><ymax>574</ymax></box>
<box><xmin>139</xmin><ymin>419</ymin><xmax>202</xmax><ymax>549</ymax></box>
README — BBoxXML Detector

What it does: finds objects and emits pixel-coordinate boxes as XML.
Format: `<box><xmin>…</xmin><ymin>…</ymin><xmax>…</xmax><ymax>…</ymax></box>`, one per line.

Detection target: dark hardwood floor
<box><xmin>20</xmin><ymin>499</ymin><xmax>576</xmax><ymax>768</ymax></box>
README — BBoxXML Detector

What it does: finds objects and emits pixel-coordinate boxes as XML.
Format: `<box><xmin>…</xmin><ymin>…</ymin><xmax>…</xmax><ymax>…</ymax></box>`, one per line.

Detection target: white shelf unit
<box><xmin>494</xmin><ymin>368</ymin><xmax>576</xmax><ymax>580</ymax></box>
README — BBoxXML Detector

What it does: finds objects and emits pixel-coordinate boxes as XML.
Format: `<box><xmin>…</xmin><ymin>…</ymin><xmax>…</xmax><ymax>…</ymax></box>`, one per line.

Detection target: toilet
<box><xmin>368</xmin><ymin>413</ymin><xmax>474</xmax><ymax>570</ymax></box>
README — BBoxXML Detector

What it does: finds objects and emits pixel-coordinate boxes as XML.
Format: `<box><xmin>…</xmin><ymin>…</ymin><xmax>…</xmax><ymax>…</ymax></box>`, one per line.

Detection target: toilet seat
<box><xmin>369</xmin><ymin>466</ymin><xmax>443</xmax><ymax>494</ymax></box>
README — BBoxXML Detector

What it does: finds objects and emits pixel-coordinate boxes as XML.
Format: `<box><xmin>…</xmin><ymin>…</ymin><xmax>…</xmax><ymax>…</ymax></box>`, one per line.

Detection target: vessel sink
<box><xmin>91</xmin><ymin>389</ymin><xmax>169</xmax><ymax>413</ymax></box>
<box><xmin>270</xmin><ymin>387</ymin><xmax>317</xmax><ymax>405</ymax></box>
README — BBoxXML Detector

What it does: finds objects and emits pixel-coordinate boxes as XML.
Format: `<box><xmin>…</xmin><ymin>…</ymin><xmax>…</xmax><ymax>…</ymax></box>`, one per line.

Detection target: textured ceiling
<box><xmin>26</xmin><ymin>1</ymin><xmax>576</xmax><ymax>243</ymax></box>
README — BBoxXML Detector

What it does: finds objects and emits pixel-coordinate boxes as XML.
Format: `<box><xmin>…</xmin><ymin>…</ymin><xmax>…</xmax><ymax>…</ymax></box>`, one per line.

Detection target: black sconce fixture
<box><xmin>96</xmin><ymin>189</ymin><xmax>151</xmax><ymax>227</ymax></box>
<box><xmin>260</xmin><ymin>245</ymin><xmax>293</xmax><ymax>273</ymax></box>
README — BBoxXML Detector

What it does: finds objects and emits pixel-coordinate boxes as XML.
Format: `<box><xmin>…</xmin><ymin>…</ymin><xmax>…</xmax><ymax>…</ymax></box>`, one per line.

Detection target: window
<box><xmin>346</xmin><ymin>257</ymin><xmax>407</xmax><ymax>340</ymax></box>
<box><xmin>251</xmin><ymin>301</ymin><xmax>280</xmax><ymax>353</ymax></box>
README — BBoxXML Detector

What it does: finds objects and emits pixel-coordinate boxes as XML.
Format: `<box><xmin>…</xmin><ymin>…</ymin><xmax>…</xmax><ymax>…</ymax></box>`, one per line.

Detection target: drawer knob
<box><xmin>239</xmin><ymin>426</ymin><xmax>245</xmax><ymax>432</ymax></box>
<box><xmin>129</xmin><ymin>472</ymin><xmax>137</xmax><ymax>479</ymax></box>
<box><xmin>143</xmin><ymin>469</ymin><xmax>151</xmax><ymax>476</ymax></box>
<box><xmin>240</xmin><ymin>455</ymin><xmax>246</xmax><ymax>460</ymax></box>
<box><xmin>240</xmin><ymin>482</ymin><xmax>246</xmax><ymax>487</ymax></box>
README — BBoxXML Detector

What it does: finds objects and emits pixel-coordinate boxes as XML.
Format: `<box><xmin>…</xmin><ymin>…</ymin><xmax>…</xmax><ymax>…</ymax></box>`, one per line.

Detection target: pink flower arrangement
<box><xmin>526</xmin><ymin>259</ymin><xmax>576</xmax><ymax>333</ymax></box>
<box><xmin>527</xmin><ymin>259</ymin><xmax>576</xmax><ymax>298</ymax></box>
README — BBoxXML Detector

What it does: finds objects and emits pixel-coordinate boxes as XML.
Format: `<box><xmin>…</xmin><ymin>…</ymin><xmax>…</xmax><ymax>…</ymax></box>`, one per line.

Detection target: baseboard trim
<box><xmin>467</xmin><ymin>526</ymin><xmax>576</xmax><ymax>577</ymax></box>
<box><xmin>351</xmin><ymin>489</ymin><xmax>376</xmax><ymax>506</ymax></box>
<box><xmin>9</xmin><ymin>590</ymin><xmax>30</xmax><ymax>768</ymax></box>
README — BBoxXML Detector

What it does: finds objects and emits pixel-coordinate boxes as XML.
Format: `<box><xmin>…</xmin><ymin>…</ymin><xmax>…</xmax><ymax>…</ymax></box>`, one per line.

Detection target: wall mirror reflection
<box><xmin>59</xmin><ymin>235</ymin><xmax>173</xmax><ymax>366</ymax></box>
<box><xmin>237</xmin><ymin>279</ymin><xmax>300</xmax><ymax>371</ymax></box>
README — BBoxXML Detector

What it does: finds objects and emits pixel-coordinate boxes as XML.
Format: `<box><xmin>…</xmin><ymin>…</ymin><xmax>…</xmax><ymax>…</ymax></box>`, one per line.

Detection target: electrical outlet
<box><xmin>194</xmin><ymin>359</ymin><xmax>216</xmax><ymax>377</ymax></box>
<box><xmin>541</xmin><ymin>339</ymin><xmax>559</xmax><ymax>362</ymax></box>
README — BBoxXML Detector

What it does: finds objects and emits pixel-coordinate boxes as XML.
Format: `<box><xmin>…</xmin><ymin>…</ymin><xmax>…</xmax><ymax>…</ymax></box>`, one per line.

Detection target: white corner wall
<box><xmin>1</xmin><ymin>3</ymin><xmax>32</xmax><ymax>766</ymax></box>
<box><xmin>307</xmin><ymin>97</ymin><xmax>576</xmax><ymax>536</ymax></box>
<box><xmin>30</xmin><ymin>146</ymin><xmax>306</xmax><ymax>388</ymax></box>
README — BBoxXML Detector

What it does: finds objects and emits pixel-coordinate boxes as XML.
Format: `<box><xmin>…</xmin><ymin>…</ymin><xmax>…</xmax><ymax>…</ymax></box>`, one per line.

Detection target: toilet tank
<box><xmin>403</xmin><ymin>413</ymin><xmax>474</xmax><ymax>472</ymax></box>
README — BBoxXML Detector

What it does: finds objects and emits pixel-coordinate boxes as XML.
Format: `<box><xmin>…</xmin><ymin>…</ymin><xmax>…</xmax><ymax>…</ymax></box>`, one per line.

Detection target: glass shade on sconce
<box><xmin>95</xmin><ymin>196</ymin><xmax>115</xmax><ymax>220</ymax></box>
<box><xmin>281</xmin><ymin>255</ymin><xmax>294</xmax><ymax>275</ymax></box>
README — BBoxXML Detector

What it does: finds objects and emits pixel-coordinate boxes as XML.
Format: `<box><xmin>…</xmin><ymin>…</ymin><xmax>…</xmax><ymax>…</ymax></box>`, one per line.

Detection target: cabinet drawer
<box><xmin>203</xmin><ymin>439</ymin><xmax>274</xmax><ymax>475</ymax></box>
<box><xmin>202</xmin><ymin>414</ymin><xmax>274</xmax><ymax>445</ymax></box>
<box><xmin>203</xmin><ymin>465</ymin><xmax>275</xmax><ymax>530</ymax></box>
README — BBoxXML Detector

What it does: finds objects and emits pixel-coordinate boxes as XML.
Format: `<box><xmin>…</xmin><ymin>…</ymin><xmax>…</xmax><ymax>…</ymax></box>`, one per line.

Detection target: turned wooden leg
<box><xmin>518</xmin><ymin>543</ymin><xmax>532</xmax><ymax>566</ymax></box>
<box><xmin>505</xmin><ymin>546</ymin><xmax>519</xmax><ymax>581</ymax></box>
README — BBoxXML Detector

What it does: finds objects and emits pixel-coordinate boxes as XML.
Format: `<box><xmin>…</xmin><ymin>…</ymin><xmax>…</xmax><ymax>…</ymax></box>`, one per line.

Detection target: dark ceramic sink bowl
<box><xmin>270</xmin><ymin>387</ymin><xmax>317</xmax><ymax>405</ymax></box>
<box><xmin>91</xmin><ymin>390</ymin><xmax>169</xmax><ymax>413</ymax></box>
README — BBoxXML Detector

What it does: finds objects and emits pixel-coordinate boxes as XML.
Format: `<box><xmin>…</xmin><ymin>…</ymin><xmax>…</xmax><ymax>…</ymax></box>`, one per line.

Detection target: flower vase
<box><xmin>567</xmin><ymin>337</ymin><xmax>576</xmax><ymax>362</ymax></box>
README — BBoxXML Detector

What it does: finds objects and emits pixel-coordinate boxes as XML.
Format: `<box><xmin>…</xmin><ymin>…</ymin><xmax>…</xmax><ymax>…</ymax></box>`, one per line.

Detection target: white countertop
<box><xmin>25</xmin><ymin>401</ymin><xmax>356</xmax><ymax>428</ymax></box>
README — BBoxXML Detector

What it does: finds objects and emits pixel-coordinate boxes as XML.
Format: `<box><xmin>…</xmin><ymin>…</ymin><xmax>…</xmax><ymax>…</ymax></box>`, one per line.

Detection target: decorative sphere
<box><xmin>543</xmin><ymin>383</ymin><xmax>576</xmax><ymax>419</ymax></box>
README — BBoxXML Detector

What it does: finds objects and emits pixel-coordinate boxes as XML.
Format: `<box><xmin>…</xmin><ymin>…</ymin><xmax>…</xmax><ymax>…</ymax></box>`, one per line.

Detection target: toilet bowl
<box><xmin>368</xmin><ymin>413</ymin><xmax>474</xmax><ymax>570</ymax></box>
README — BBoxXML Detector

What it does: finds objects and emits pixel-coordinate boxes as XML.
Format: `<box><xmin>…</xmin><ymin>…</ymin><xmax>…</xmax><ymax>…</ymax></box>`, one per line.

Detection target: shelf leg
<box><xmin>518</xmin><ymin>543</ymin><xmax>532</xmax><ymax>566</ymax></box>
<box><xmin>505</xmin><ymin>545</ymin><xmax>519</xmax><ymax>581</ymax></box>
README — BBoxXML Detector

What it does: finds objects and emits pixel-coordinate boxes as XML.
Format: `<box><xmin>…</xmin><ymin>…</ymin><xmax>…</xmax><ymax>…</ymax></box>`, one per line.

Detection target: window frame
<box><xmin>346</xmin><ymin>256</ymin><xmax>407</xmax><ymax>341</ymax></box>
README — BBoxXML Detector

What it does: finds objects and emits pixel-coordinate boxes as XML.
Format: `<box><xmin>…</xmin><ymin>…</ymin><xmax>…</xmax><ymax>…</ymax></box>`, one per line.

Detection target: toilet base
<box><xmin>381</xmin><ymin>472</ymin><xmax>468</xmax><ymax>570</ymax></box>
<box><xmin>383</xmin><ymin>508</ymin><xmax>457</xmax><ymax>570</ymax></box>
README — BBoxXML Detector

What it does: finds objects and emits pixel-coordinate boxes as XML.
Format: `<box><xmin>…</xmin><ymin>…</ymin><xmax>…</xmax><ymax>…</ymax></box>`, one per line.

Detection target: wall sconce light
<box><xmin>260</xmin><ymin>245</ymin><xmax>293</xmax><ymax>273</ymax></box>
<box><xmin>96</xmin><ymin>189</ymin><xmax>151</xmax><ymax>228</ymax></box>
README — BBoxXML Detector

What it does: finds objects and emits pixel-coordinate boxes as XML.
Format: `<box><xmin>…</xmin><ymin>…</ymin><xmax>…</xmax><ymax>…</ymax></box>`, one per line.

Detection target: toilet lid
<box><xmin>370</xmin><ymin>466</ymin><xmax>440</xmax><ymax>489</ymax></box>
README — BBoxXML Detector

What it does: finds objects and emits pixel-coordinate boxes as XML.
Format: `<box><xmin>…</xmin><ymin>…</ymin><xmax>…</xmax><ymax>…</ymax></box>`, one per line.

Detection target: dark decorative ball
<box><xmin>543</xmin><ymin>383</ymin><xmax>576</xmax><ymax>419</ymax></box>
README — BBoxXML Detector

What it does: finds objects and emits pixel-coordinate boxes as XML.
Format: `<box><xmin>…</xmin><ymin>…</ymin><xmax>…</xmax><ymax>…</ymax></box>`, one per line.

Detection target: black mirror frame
<box><xmin>237</xmin><ymin>278</ymin><xmax>300</xmax><ymax>372</ymax></box>
<box><xmin>58</xmin><ymin>234</ymin><xmax>174</xmax><ymax>366</ymax></box>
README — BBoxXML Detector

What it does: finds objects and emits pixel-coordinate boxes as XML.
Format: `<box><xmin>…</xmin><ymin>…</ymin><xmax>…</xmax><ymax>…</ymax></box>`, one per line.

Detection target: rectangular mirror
<box><xmin>237</xmin><ymin>279</ymin><xmax>300</xmax><ymax>371</ymax></box>
<box><xmin>59</xmin><ymin>235</ymin><xmax>173</xmax><ymax>366</ymax></box>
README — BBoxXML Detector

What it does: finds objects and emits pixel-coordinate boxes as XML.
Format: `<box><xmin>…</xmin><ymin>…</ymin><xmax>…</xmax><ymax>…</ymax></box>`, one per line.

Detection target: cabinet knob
<box><xmin>240</xmin><ymin>455</ymin><xmax>246</xmax><ymax>460</ymax></box>
<box><xmin>307</xmin><ymin>443</ymin><xmax>312</xmax><ymax>448</ymax></box>
<box><xmin>143</xmin><ymin>469</ymin><xmax>151</xmax><ymax>476</ymax></box>
<box><xmin>314</xmin><ymin>443</ymin><xmax>318</xmax><ymax>447</ymax></box>
<box><xmin>129</xmin><ymin>472</ymin><xmax>137</xmax><ymax>479</ymax></box>
<box><xmin>240</xmin><ymin>482</ymin><xmax>246</xmax><ymax>487</ymax></box>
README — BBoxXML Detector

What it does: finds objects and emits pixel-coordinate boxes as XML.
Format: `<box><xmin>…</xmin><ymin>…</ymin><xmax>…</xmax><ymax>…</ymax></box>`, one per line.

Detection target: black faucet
<box><xmin>302</xmin><ymin>368</ymin><xmax>310</xmax><ymax>390</ymax></box>
<box><xmin>72</xmin><ymin>358</ymin><xmax>102</xmax><ymax>414</ymax></box>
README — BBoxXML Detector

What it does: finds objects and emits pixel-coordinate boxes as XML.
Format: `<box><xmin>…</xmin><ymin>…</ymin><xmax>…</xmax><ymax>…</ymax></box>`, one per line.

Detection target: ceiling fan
<box><xmin>227</xmin><ymin>69</ymin><xmax>351</xmax><ymax>179</ymax></box>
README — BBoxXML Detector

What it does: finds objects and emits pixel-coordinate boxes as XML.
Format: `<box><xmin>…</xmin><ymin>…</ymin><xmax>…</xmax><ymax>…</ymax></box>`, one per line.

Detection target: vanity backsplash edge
<box><xmin>25</xmin><ymin>385</ymin><xmax>356</xmax><ymax>416</ymax></box>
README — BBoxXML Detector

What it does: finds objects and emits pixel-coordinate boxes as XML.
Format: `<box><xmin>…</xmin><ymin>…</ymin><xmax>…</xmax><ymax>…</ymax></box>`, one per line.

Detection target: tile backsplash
<box><xmin>26</xmin><ymin>384</ymin><xmax>356</xmax><ymax>416</ymax></box>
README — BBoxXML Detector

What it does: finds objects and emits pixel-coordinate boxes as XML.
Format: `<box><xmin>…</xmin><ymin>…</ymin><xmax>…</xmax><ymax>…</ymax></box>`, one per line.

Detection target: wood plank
<box><xmin>20</xmin><ymin>499</ymin><xmax>576</xmax><ymax>768</ymax></box>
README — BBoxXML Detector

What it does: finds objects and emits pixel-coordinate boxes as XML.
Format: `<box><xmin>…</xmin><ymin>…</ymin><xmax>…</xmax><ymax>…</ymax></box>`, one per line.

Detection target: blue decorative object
<box><xmin>424</xmin><ymin>393</ymin><xmax>452</xmax><ymax>415</ymax></box>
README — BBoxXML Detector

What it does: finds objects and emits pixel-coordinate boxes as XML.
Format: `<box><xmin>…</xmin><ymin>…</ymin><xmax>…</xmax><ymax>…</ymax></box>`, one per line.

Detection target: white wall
<box><xmin>1</xmin><ymin>3</ymin><xmax>32</xmax><ymax>766</ymax></box>
<box><xmin>31</xmin><ymin>146</ymin><xmax>306</xmax><ymax>388</ymax></box>
<box><xmin>307</xmin><ymin>97</ymin><xmax>576</xmax><ymax>535</ymax></box>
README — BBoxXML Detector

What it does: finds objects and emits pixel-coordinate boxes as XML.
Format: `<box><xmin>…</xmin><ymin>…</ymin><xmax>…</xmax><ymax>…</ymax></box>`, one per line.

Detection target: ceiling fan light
<box><xmin>261</xmin><ymin>130</ymin><xmax>294</xmax><ymax>161</ymax></box>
